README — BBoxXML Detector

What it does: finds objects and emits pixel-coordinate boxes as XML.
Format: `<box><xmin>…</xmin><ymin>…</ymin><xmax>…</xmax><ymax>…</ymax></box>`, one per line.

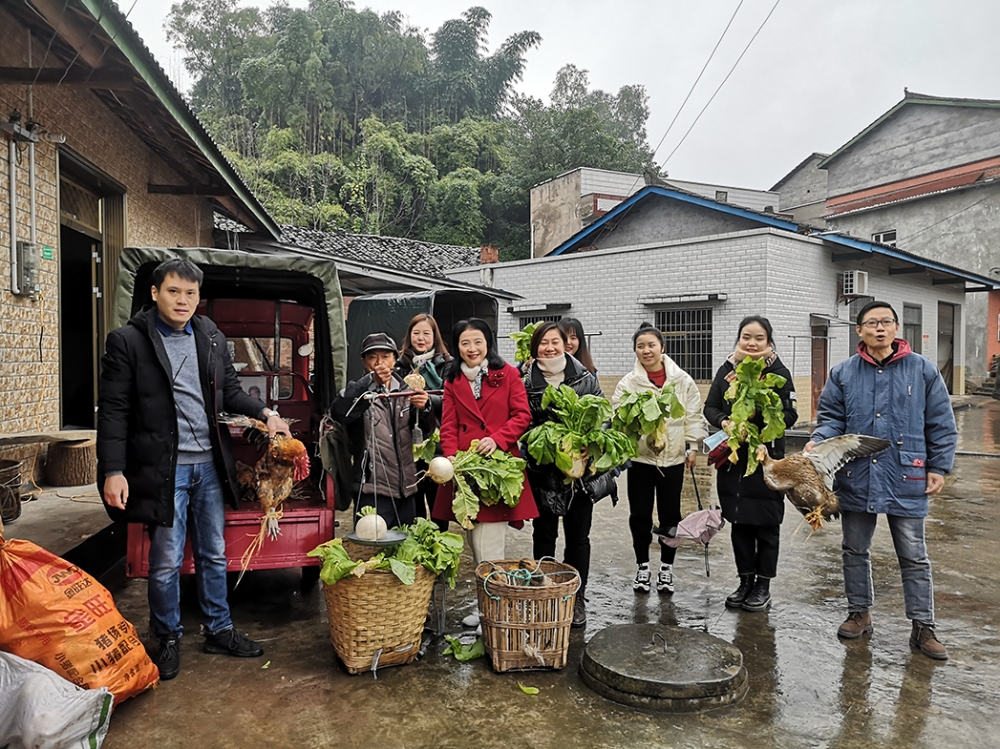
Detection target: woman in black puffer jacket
<box><xmin>523</xmin><ymin>321</ymin><xmax>613</xmax><ymax>629</ymax></box>
<box><xmin>704</xmin><ymin>315</ymin><xmax>797</xmax><ymax>613</ymax></box>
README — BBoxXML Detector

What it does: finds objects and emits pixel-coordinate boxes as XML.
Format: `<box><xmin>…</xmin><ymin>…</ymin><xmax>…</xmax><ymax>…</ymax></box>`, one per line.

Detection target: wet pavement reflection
<box><xmin>102</xmin><ymin>398</ymin><xmax>1000</xmax><ymax>749</ymax></box>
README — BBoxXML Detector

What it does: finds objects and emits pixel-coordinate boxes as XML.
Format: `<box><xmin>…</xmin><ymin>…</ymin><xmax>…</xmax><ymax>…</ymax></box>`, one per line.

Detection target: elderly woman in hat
<box><xmin>330</xmin><ymin>332</ymin><xmax>436</xmax><ymax>528</ymax></box>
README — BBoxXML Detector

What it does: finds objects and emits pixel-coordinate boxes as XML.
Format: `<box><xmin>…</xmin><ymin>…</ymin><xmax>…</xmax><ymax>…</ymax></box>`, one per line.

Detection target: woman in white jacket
<box><xmin>612</xmin><ymin>323</ymin><xmax>707</xmax><ymax>594</ymax></box>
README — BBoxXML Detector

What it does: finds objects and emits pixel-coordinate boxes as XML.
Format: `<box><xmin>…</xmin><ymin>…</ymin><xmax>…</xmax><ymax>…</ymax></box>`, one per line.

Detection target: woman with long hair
<box><xmin>558</xmin><ymin>317</ymin><xmax>597</xmax><ymax>374</ymax></box>
<box><xmin>523</xmin><ymin>321</ymin><xmax>605</xmax><ymax>627</ymax></box>
<box><xmin>704</xmin><ymin>315</ymin><xmax>797</xmax><ymax>612</ymax></box>
<box><xmin>612</xmin><ymin>322</ymin><xmax>706</xmax><ymax>596</ymax></box>
<box><xmin>396</xmin><ymin>313</ymin><xmax>451</xmax><ymax>527</ymax></box>
<box><xmin>432</xmin><ymin>318</ymin><xmax>537</xmax><ymax>628</ymax></box>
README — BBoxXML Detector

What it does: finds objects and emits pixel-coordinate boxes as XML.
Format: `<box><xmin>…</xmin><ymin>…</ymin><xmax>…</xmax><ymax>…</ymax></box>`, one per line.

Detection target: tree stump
<box><xmin>46</xmin><ymin>439</ymin><xmax>97</xmax><ymax>487</ymax></box>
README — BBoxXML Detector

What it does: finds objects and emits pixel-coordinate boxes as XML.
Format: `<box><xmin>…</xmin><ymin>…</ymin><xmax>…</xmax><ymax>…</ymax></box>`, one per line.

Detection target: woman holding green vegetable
<box><xmin>703</xmin><ymin>315</ymin><xmax>797</xmax><ymax>612</ymax></box>
<box><xmin>612</xmin><ymin>323</ymin><xmax>707</xmax><ymax>595</ymax></box>
<box><xmin>432</xmin><ymin>318</ymin><xmax>537</xmax><ymax>628</ymax></box>
<box><xmin>397</xmin><ymin>313</ymin><xmax>451</xmax><ymax>529</ymax></box>
<box><xmin>523</xmin><ymin>322</ymin><xmax>607</xmax><ymax>627</ymax></box>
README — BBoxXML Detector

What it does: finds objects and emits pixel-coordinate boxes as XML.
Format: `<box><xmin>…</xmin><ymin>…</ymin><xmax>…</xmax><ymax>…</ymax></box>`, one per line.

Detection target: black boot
<box><xmin>725</xmin><ymin>575</ymin><xmax>755</xmax><ymax>609</ymax></box>
<box><xmin>742</xmin><ymin>577</ymin><xmax>772</xmax><ymax>612</ymax></box>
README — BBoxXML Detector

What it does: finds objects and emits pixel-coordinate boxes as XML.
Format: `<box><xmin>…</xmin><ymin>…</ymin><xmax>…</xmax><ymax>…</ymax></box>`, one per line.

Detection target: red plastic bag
<box><xmin>0</xmin><ymin>534</ymin><xmax>159</xmax><ymax>704</ymax></box>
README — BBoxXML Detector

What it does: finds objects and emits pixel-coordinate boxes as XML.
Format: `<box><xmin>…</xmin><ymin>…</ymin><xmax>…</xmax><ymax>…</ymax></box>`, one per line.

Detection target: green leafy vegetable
<box><xmin>443</xmin><ymin>635</ymin><xmax>486</xmax><ymax>662</ymax></box>
<box><xmin>449</xmin><ymin>441</ymin><xmax>526</xmax><ymax>530</ymax></box>
<box><xmin>611</xmin><ymin>387</ymin><xmax>686</xmax><ymax>454</ymax></box>
<box><xmin>517</xmin><ymin>682</ymin><xmax>540</xmax><ymax>695</ymax></box>
<box><xmin>508</xmin><ymin>321</ymin><xmax>540</xmax><ymax>364</ymax></box>
<box><xmin>723</xmin><ymin>356</ymin><xmax>788</xmax><ymax>477</ymax></box>
<box><xmin>525</xmin><ymin>384</ymin><xmax>635</xmax><ymax>480</ymax></box>
<box><xmin>307</xmin><ymin>518</ymin><xmax>465</xmax><ymax>588</ymax></box>
<box><xmin>413</xmin><ymin>428</ymin><xmax>440</xmax><ymax>463</ymax></box>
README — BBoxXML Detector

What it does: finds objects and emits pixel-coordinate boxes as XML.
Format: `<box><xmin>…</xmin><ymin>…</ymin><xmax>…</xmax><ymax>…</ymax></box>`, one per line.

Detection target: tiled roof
<box><xmin>279</xmin><ymin>226</ymin><xmax>480</xmax><ymax>278</ymax></box>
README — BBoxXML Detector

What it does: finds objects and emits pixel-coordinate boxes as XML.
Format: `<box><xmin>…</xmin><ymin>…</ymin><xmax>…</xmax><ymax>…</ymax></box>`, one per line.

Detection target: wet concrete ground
<box><xmin>93</xmin><ymin>398</ymin><xmax>1000</xmax><ymax>748</ymax></box>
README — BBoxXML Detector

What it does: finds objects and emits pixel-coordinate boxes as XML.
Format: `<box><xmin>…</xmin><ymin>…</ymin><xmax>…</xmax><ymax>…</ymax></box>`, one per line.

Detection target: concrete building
<box><xmin>447</xmin><ymin>186</ymin><xmax>999</xmax><ymax>419</ymax></box>
<box><xmin>770</xmin><ymin>153</ymin><xmax>829</xmax><ymax>227</ymax></box>
<box><xmin>529</xmin><ymin>167</ymin><xmax>780</xmax><ymax>258</ymax></box>
<box><xmin>816</xmin><ymin>91</ymin><xmax>1000</xmax><ymax>381</ymax></box>
<box><xmin>0</xmin><ymin>1</ymin><xmax>280</xmax><ymax>469</ymax></box>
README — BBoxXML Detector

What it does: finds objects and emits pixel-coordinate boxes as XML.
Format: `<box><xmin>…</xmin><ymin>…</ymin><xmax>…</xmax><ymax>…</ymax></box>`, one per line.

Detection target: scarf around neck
<box><xmin>461</xmin><ymin>363</ymin><xmax>485</xmax><ymax>399</ymax></box>
<box><xmin>535</xmin><ymin>354</ymin><xmax>567</xmax><ymax>388</ymax></box>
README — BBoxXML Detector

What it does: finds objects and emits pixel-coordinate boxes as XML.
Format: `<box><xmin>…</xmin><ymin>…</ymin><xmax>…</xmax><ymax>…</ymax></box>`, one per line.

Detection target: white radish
<box><xmin>355</xmin><ymin>506</ymin><xmax>387</xmax><ymax>540</ymax></box>
<box><xmin>427</xmin><ymin>456</ymin><xmax>455</xmax><ymax>484</ymax></box>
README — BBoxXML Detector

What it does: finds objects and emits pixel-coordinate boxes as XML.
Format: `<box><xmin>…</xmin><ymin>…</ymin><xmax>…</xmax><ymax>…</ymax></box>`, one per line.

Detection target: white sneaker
<box><xmin>656</xmin><ymin>565</ymin><xmax>674</xmax><ymax>594</ymax></box>
<box><xmin>633</xmin><ymin>565</ymin><xmax>651</xmax><ymax>593</ymax></box>
<box><xmin>462</xmin><ymin>612</ymin><xmax>480</xmax><ymax>628</ymax></box>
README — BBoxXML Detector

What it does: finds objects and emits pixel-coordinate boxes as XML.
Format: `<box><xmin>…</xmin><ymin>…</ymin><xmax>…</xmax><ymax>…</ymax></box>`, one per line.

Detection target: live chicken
<box><xmin>756</xmin><ymin>434</ymin><xmax>890</xmax><ymax>530</ymax></box>
<box><xmin>228</xmin><ymin>416</ymin><xmax>311</xmax><ymax>539</ymax></box>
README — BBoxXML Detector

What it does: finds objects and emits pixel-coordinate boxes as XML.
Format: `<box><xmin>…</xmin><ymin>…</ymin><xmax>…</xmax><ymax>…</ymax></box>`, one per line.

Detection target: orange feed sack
<box><xmin>0</xmin><ymin>535</ymin><xmax>159</xmax><ymax>704</ymax></box>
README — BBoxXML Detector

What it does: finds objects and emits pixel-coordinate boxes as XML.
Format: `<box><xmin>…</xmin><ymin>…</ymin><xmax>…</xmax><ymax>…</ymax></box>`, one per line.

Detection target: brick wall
<box><xmin>0</xmin><ymin>8</ymin><xmax>218</xmax><ymax>448</ymax></box>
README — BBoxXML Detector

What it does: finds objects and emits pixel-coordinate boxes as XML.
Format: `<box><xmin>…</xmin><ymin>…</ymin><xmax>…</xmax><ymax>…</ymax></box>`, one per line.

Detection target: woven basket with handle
<box><xmin>322</xmin><ymin>540</ymin><xmax>436</xmax><ymax>675</ymax></box>
<box><xmin>475</xmin><ymin>559</ymin><xmax>580</xmax><ymax>673</ymax></box>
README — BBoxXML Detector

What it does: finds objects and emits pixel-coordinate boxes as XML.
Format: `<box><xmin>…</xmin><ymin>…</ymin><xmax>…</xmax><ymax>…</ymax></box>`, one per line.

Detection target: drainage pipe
<box><xmin>9</xmin><ymin>138</ymin><xmax>19</xmax><ymax>295</ymax></box>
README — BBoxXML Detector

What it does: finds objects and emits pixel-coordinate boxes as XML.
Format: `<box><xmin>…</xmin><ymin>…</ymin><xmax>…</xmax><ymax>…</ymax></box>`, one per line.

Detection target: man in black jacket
<box><xmin>97</xmin><ymin>258</ymin><xmax>290</xmax><ymax>681</ymax></box>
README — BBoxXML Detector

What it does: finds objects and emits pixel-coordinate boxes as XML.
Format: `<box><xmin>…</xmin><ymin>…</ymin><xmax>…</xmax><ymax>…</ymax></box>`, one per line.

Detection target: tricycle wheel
<box><xmin>301</xmin><ymin>565</ymin><xmax>321</xmax><ymax>592</ymax></box>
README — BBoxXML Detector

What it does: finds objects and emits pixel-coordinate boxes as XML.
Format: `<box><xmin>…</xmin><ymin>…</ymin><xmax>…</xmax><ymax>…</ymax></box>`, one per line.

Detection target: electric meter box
<box><xmin>14</xmin><ymin>241</ymin><xmax>41</xmax><ymax>298</ymax></box>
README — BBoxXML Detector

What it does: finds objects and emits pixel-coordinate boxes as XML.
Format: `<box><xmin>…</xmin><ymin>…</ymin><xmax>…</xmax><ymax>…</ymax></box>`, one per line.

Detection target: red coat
<box><xmin>432</xmin><ymin>363</ymin><xmax>538</xmax><ymax>523</ymax></box>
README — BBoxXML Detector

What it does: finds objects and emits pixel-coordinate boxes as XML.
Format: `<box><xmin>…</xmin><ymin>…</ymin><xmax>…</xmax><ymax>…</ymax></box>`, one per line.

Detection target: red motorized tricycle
<box><xmin>112</xmin><ymin>247</ymin><xmax>348</xmax><ymax>584</ymax></box>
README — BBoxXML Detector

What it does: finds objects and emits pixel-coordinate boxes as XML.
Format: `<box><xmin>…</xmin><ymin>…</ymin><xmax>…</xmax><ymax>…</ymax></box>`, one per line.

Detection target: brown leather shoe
<box><xmin>837</xmin><ymin>611</ymin><xmax>873</xmax><ymax>639</ymax></box>
<box><xmin>910</xmin><ymin>623</ymin><xmax>948</xmax><ymax>660</ymax></box>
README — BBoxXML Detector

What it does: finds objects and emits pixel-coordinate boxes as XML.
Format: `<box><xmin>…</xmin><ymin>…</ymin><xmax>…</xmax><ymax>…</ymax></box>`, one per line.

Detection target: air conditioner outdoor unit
<box><xmin>841</xmin><ymin>270</ymin><xmax>869</xmax><ymax>297</ymax></box>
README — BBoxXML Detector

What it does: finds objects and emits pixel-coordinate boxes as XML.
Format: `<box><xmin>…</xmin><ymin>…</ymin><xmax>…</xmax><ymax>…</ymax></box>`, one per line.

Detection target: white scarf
<box><xmin>461</xmin><ymin>363</ymin><xmax>485</xmax><ymax>399</ymax></box>
<box><xmin>535</xmin><ymin>354</ymin><xmax>567</xmax><ymax>388</ymax></box>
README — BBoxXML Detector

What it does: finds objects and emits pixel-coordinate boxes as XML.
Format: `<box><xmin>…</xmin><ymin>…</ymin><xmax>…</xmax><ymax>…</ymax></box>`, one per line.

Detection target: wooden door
<box><xmin>810</xmin><ymin>326</ymin><xmax>828</xmax><ymax>421</ymax></box>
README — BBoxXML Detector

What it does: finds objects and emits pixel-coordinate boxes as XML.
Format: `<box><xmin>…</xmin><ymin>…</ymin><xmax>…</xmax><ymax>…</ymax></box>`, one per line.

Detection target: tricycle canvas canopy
<box><xmin>112</xmin><ymin>246</ymin><xmax>347</xmax><ymax>399</ymax></box>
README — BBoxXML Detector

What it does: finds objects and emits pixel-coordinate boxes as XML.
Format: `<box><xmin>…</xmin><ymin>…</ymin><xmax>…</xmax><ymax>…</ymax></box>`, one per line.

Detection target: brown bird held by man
<box><xmin>227</xmin><ymin>416</ymin><xmax>311</xmax><ymax>540</ymax></box>
<box><xmin>756</xmin><ymin>435</ymin><xmax>890</xmax><ymax>530</ymax></box>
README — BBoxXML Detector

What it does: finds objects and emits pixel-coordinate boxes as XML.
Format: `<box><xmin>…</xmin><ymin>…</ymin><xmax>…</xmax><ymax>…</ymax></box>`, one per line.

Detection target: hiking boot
<box><xmin>203</xmin><ymin>628</ymin><xmax>264</xmax><ymax>658</ymax></box>
<box><xmin>742</xmin><ymin>577</ymin><xmax>771</xmax><ymax>611</ymax></box>
<box><xmin>572</xmin><ymin>594</ymin><xmax>587</xmax><ymax>628</ymax></box>
<box><xmin>633</xmin><ymin>564</ymin><xmax>651</xmax><ymax>593</ymax></box>
<box><xmin>155</xmin><ymin>638</ymin><xmax>180</xmax><ymax>681</ymax></box>
<box><xmin>725</xmin><ymin>575</ymin><xmax>755</xmax><ymax>609</ymax></box>
<box><xmin>837</xmin><ymin>611</ymin><xmax>873</xmax><ymax>639</ymax></box>
<box><xmin>910</xmin><ymin>623</ymin><xmax>948</xmax><ymax>661</ymax></box>
<box><xmin>656</xmin><ymin>565</ymin><xmax>674</xmax><ymax>594</ymax></box>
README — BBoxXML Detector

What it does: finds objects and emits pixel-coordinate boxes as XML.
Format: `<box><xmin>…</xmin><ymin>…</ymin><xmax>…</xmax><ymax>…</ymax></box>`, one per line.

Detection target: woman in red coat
<box><xmin>433</xmin><ymin>318</ymin><xmax>537</xmax><ymax>627</ymax></box>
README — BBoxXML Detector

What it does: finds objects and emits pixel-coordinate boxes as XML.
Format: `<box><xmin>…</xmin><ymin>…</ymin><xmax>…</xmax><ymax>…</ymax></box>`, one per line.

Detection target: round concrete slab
<box><xmin>580</xmin><ymin>624</ymin><xmax>748</xmax><ymax>712</ymax></box>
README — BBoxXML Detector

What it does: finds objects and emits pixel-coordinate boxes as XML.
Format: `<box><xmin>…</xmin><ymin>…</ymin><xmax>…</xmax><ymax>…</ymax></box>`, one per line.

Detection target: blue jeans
<box><xmin>148</xmin><ymin>461</ymin><xmax>232</xmax><ymax>640</ymax></box>
<box><xmin>841</xmin><ymin>510</ymin><xmax>935</xmax><ymax>627</ymax></box>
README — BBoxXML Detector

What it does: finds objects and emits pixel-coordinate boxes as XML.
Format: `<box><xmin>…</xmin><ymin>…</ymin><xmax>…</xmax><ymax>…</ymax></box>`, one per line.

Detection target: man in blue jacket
<box><xmin>806</xmin><ymin>301</ymin><xmax>957</xmax><ymax>660</ymax></box>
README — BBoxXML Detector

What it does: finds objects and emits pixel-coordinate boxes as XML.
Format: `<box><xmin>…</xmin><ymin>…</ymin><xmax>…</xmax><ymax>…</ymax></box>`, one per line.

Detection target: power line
<box><xmin>895</xmin><ymin>192</ymin><xmax>995</xmax><ymax>244</ymax></box>
<box><xmin>650</xmin><ymin>0</ymin><xmax>745</xmax><ymax>162</ymax></box>
<box><xmin>25</xmin><ymin>0</ymin><xmax>74</xmax><ymax>88</ymax></box>
<box><xmin>626</xmin><ymin>0</ymin><xmax>745</xmax><ymax>198</ymax></box>
<box><xmin>661</xmin><ymin>0</ymin><xmax>783</xmax><ymax>169</ymax></box>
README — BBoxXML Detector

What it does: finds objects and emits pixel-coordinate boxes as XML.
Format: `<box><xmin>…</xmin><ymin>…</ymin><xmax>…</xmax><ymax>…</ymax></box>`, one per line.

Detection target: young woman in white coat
<box><xmin>612</xmin><ymin>323</ymin><xmax>706</xmax><ymax>594</ymax></box>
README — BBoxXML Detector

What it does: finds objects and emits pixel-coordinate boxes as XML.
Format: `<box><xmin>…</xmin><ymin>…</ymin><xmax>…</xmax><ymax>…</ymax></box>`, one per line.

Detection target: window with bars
<box><xmin>654</xmin><ymin>308</ymin><xmax>713</xmax><ymax>380</ymax></box>
<box><xmin>518</xmin><ymin>314</ymin><xmax>562</xmax><ymax>329</ymax></box>
<box><xmin>903</xmin><ymin>304</ymin><xmax>922</xmax><ymax>354</ymax></box>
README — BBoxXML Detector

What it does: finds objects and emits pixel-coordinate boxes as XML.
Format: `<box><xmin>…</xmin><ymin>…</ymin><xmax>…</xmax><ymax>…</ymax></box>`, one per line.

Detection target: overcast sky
<box><xmin>121</xmin><ymin>0</ymin><xmax>1000</xmax><ymax>191</ymax></box>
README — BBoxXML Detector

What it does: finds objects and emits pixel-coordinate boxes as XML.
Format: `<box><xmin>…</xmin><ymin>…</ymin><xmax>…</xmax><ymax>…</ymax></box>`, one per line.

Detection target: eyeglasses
<box><xmin>859</xmin><ymin>318</ymin><xmax>897</xmax><ymax>329</ymax></box>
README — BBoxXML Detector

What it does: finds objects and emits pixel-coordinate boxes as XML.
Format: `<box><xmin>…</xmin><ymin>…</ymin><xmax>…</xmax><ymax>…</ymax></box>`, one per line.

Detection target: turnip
<box><xmin>427</xmin><ymin>456</ymin><xmax>455</xmax><ymax>484</ymax></box>
<box><xmin>355</xmin><ymin>505</ymin><xmax>387</xmax><ymax>541</ymax></box>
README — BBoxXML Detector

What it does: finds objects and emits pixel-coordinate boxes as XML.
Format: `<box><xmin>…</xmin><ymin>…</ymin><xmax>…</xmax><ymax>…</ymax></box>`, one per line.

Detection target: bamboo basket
<box><xmin>475</xmin><ymin>559</ymin><xmax>580</xmax><ymax>673</ymax></box>
<box><xmin>322</xmin><ymin>542</ymin><xmax>436</xmax><ymax>675</ymax></box>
